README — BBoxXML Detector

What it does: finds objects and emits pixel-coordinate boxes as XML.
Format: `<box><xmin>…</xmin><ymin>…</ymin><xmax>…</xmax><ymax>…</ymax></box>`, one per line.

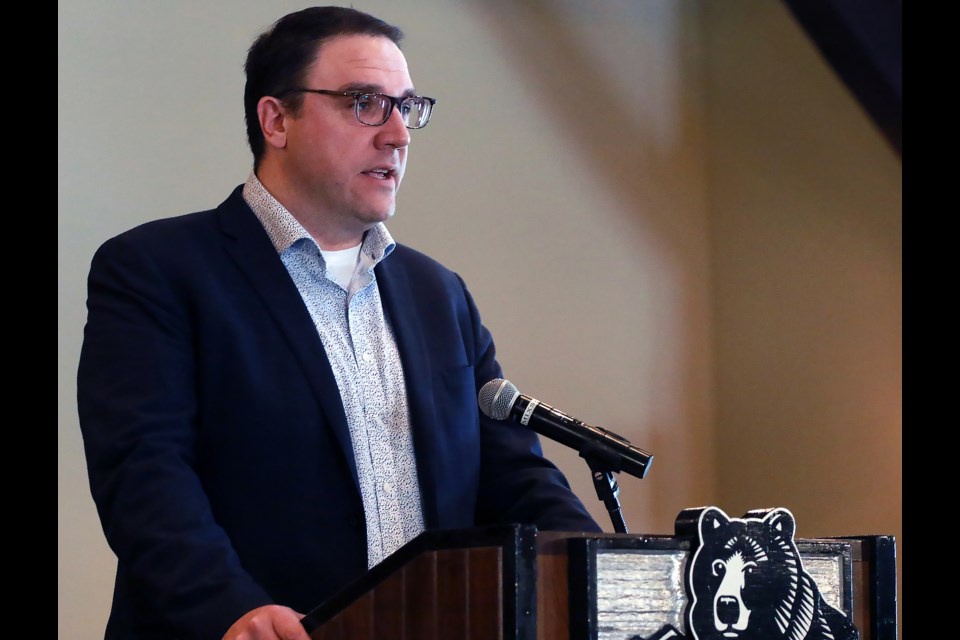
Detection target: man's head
<box><xmin>246</xmin><ymin>7</ymin><xmax>432</xmax><ymax>248</ymax></box>
<box><xmin>244</xmin><ymin>7</ymin><xmax>404</xmax><ymax>168</ymax></box>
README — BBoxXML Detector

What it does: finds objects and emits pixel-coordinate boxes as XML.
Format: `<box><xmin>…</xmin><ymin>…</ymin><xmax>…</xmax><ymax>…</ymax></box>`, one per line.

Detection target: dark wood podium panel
<box><xmin>307</xmin><ymin>547</ymin><xmax>504</xmax><ymax>640</ymax></box>
<box><xmin>301</xmin><ymin>525</ymin><xmax>539</xmax><ymax>640</ymax></box>
<box><xmin>845</xmin><ymin>535</ymin><xmax>899</xmax><ymax>640</ymax></box>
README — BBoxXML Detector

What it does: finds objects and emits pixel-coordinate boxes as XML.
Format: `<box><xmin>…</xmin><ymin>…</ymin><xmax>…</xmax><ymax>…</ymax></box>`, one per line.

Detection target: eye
<box><xmin>743</xmin><ymin>561</ymin><xmax>758</xmax><ymax>575</ymax></box>
<box><xmin>712</xmin><ymin>559</ymin><xmax>726</xmax><ymax>577</ymax></box>
<box><xmin>399</xmin><ymin>100</ymin><xmax>413</xmax><ymax>116</ymax></box>
<box><xmin>355</xmin><ymin>94</ymin><xmax>374</xmax><ymax>112</ymax></box>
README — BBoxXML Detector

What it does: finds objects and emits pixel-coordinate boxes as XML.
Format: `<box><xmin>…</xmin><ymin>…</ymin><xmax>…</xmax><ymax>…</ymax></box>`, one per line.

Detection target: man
<box><xmin>77</xmin><ymin>7</ymin><xmax>600</xmax><ymax>640</ymax></box>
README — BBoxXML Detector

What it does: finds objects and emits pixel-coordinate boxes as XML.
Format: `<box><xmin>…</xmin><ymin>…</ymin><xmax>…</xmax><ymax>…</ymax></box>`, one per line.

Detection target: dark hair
<box><xmin>244</xmin><ymin>6</ymin><xmax>404</xmax><ymax>169</ymax></box>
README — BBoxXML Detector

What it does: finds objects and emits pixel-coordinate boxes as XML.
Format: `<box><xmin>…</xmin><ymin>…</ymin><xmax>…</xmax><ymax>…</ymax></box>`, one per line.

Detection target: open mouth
<box><xmin>362</xmin><ymin>167</ymin><xmax>397</xmax><ymax>181</ymax></box>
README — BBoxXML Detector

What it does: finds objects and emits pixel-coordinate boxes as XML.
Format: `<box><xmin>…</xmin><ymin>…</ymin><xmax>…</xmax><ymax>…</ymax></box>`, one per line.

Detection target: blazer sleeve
<box><xmin>77</xmin><ymin>231</ymin><xmax>273</xmax><ymax>639</ymax></box>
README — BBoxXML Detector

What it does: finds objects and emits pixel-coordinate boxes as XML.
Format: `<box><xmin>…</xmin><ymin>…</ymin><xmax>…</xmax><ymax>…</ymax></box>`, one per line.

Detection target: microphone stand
<box><xmin>579</xmin><ymin>440</ymin><xmax>629</xmax><ymax>534</ymax></box>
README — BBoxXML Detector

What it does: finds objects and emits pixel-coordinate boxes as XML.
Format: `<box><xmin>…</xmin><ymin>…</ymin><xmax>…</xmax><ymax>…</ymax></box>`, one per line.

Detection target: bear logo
<box><xmin>685</xmin><ymin>507</ymin><xmax>858</xmax><ymax>640</ymax></box>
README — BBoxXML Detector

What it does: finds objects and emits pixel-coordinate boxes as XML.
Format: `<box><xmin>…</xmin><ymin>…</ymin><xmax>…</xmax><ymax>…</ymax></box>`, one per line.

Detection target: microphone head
<box><xmin>478</xmin><ymin>378</ymin><xmax>520</xmax><ymax>421</ymax></box>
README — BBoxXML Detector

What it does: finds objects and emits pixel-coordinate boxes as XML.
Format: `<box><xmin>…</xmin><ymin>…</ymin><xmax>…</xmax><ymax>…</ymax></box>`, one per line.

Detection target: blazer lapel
<box><xmin>377</xmin><ymin>255</ymin><xmax>442</xmax><ymax>529</ymax></box>
<box><xmin>215</xmin><ymin>187</ymin><xmax>360</xmax><ymax>492</ymax></box>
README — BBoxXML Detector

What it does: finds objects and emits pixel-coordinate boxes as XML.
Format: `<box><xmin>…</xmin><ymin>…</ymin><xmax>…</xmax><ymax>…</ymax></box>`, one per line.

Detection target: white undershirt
<box><xmin>320</xmin><ymin>244</ymin><xmax>362</xmax><ymax>290</ymax></box>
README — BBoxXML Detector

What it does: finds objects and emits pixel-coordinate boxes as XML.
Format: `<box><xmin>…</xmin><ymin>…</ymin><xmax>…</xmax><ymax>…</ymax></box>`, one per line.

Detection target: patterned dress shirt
<box><xmin>243</xmin><ymin>173</ymin><xmax>425</xmax><ymax>568</ymax></box>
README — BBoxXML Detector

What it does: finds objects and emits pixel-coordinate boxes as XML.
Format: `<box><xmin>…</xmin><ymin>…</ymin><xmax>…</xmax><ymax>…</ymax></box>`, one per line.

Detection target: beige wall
<box><xmin>58</xmin><ymin>1</ymin><xmax>900</xmax><ymax>637</ymax></box>
<box><xmin>702</xmin><ymin>1</ymin><xmax>902</xmax><ymax>627</ymax></box>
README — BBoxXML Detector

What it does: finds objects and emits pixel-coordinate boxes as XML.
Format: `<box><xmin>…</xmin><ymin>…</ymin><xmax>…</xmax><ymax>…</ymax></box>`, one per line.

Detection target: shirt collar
<box><xmin>242</xmin><ymin>171</ymin><xmax>395</xmax><ymax>264</ymax></box>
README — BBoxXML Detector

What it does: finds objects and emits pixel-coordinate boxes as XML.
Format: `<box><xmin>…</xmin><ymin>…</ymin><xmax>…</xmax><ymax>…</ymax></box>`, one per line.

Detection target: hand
<box><xmin>222</xmin><ymin>605</ymin><xmax>311</xmax><ymax>640</ymax></box>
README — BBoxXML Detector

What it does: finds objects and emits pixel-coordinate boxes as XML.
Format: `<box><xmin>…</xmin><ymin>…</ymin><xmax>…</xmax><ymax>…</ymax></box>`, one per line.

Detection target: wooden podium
<box><xmin>300</xmin><ymin>518</ymin><xmax>896</xmax><ymax>640</ymax></box>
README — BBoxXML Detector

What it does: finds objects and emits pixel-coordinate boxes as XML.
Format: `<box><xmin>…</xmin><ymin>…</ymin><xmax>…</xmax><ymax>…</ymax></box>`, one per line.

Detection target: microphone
<box><xmin>478</xmin><ymin>378</ymin><xmax>653</xmax><ymax>480</ymax></box>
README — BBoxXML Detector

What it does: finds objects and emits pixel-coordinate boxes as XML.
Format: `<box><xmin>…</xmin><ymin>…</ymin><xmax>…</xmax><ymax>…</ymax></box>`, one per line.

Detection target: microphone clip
<box><xmin>579</xmin><ymin>440</ymin><xmax>629</xmax><ymax>534</ymax></box>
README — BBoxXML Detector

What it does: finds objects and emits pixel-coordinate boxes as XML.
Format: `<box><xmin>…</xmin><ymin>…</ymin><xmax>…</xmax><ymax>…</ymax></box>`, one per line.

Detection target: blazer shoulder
<box><xmin>389</xmin><ymin>243</ymin><xmax>464</xmax><ymax>285</ymax></box>
<box><xmin>92</xmin><ymin>186</ymin><xmax>250</xmax><ymax>259</ymax></box>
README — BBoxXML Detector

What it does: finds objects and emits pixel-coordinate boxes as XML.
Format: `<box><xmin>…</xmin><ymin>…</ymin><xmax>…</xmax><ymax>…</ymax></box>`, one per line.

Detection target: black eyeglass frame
<box><xmin>277</xmin><ymin>88</ymin><xmax>437</xmax><ymax>129</ymax></box>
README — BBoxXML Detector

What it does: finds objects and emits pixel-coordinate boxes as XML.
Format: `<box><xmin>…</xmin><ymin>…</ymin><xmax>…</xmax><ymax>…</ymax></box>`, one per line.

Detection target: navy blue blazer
<box><xmin>77</xmin><ymin>186</ymin><xmax>600</xmax><ymax>639</ymax></box>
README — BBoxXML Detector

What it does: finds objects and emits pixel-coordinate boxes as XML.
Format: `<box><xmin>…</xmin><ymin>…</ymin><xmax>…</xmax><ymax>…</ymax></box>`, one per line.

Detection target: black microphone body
<box><xmin>478</xmin><ymin>379</ymin><xmax>653</xmax><ymax>480</ymax></box>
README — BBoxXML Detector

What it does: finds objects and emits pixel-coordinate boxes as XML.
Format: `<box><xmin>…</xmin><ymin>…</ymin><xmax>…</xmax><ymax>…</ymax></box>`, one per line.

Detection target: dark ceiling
<box><xmin>782</xmin><ymin>0</ymin><xmax>902</xmax><ymax>156</ymax></box>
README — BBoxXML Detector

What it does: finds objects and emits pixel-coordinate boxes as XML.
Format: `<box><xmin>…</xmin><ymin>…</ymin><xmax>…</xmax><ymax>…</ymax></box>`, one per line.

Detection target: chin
<box><xmin>356</xmin><ymin>209</ymin><xmax>395</xmax><ymax>228</ymax></box>
<box><xmin>372</xmin><ymin>201</ymin><xmax>397</xmax><ymax>221</ymax></box>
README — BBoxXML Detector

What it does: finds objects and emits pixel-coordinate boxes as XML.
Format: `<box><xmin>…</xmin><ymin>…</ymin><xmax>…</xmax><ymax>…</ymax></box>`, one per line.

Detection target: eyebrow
<box><xmin>338</xmin><ymin>82</ymin><xmax>418</xmax><ymax>99</ymax></box>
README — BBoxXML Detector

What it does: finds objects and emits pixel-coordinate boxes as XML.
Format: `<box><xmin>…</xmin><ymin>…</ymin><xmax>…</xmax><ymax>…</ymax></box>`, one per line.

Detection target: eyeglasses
<box><xmin>278</xmin><ymin>89</ymin><xmax>437</xmax><ymax>129</ymax></box>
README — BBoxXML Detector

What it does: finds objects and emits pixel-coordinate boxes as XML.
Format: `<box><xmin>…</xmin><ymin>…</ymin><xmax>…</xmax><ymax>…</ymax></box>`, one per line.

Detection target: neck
<box><xmin>255</xmin><ymin>164</ymin><xmax>369</xmax><ymax>251</ymax></box>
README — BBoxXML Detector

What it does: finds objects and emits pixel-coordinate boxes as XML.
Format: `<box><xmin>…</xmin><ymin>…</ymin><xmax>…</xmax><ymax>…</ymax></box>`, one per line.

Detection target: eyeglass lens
<box><xmin>356</xmin><ymin>95</ymin><xmax>433</xmax><ymax>129</ymax></box>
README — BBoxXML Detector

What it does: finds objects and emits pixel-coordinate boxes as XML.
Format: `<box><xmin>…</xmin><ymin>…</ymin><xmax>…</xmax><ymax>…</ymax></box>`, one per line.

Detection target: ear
<box><xmin>698</xmin><ymin>507</ymin><xmax>730</xmax><ymax>543</ymax></box>
<box><xmin>763</xmin><ymin>508</ymin><xmax>797</xmax><ymax>540</ymax></box>
<box><xmin>258</xmin><ymin>96</ymin><xmax>289</xmax><ymax>150</ymax></box>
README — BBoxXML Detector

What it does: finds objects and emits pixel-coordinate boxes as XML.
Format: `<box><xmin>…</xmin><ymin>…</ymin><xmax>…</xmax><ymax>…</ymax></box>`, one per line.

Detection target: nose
<box><xmin>375</xmin><ymin>106</ymin><xmax>411</xmax><ymax>150</ymax></box>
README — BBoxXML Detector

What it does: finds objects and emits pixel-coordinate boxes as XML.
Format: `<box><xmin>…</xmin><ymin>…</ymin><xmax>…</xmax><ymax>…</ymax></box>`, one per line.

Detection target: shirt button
<box><xmin>383</xmin><ymin>481</ymin><xmax>394</xmax><ymax>494</ymax></box>
<box><xmin>362</xmin><ymin>352</ymin><xmax>373</xmax><ymax>363</ymax></box>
